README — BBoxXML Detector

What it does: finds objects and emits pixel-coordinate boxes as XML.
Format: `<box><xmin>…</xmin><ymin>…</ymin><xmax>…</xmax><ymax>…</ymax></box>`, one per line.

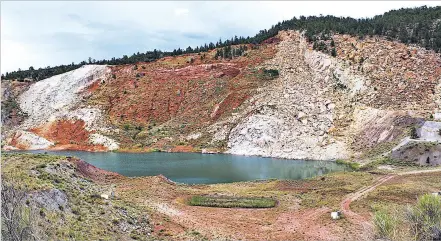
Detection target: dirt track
<box><xmin>340</xmin><ymin>168</ymin><xmax>441</xmax><ymax>233</ymax></box>
<box><xmin>117</xmin><ymin>168</ymin><xmax>441</xmax><ymax>240</ymax></box>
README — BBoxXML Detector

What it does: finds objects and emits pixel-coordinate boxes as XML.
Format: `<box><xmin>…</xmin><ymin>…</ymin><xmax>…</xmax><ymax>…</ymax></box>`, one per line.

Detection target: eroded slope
<box><xmin>3</xmin><ymin>30</ymin><xmax>441</xmax><ymax>162</ymax></box>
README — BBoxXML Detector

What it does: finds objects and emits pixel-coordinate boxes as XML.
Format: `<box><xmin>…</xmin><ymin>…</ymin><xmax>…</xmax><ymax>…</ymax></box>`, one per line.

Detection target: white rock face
<box><xmin>226</xmin><ymin>31</ymin><xmax>350</xmax><ymax>160</ymax></box>
<box><xmin>418</xmin><ymin>121</ymin><xmax>441</xmax><ymax>142</ymax></box>
<box><xmin>228</xmin><ymin>115</ymin><xmax>283</xmax><ymax>157</ymax></box>
<box><xmin>10</xmin><ymin>65</ymin><xmax>120</xmax><ymax>151</ymax></box>
<box><xmin>11</xmin><ymin>130</ymin><xmax>54</xmax><ymax>150</ymax></box>
<box><xmin>89</xmin><ymin>133</ymin><xmax>119</xmax><ymax>151</ymax></box>
<box><xmin>19</xmin><ymin>65</ymin><xmax>109</xmax><ymax>128</ymax></box>
<box><xmin>186</xmin><ymin>132</ymin><xmax>202</xmax><ymax>140</ymax></box>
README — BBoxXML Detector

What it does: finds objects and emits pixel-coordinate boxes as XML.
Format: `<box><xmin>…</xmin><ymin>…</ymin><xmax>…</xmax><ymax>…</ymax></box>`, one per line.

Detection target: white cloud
<box><xmin>1</xmin><ymin>1</ymin><xmax>439</xmax><ymax>74</ymax></box>
<box><xmin>174</xmin><ymin>8</ymin><xmax>189</xmax><ymax>16</ymax></box>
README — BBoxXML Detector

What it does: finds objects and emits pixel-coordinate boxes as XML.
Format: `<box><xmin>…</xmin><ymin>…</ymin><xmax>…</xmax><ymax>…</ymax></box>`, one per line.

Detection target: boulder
<box><xmin>331</xmin><ymin>211</ymin><xmax>341</xmax><ymax>220</ymax></box>
<box><xmin>418</xmin><ymin>121</ymin><xmax>441</xmax><ymax>142</ymax></box>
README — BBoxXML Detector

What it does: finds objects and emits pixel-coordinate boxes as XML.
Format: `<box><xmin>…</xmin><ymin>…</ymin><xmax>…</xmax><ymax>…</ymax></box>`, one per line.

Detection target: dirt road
<box><xmin>340</xmin><ymin>168</ymin><xmax>441</xmax><ymax>231</ymax></box>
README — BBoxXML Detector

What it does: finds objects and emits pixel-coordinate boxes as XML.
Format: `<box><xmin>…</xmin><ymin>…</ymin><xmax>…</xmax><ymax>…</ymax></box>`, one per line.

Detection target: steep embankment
<box><xmin>86</xmin><ymin>43</ymin><xmax>278</xmax><ymax>151</ymax></box>
<box><xmin>1</xmin><ymin>153</ymin><xmax>151</xmax><ymax>240</ymax></box>
<box><xmin>3</xmin><ymin>65</ymin><xmax>119</xmax><ymax>151</ymax></box>
<box><xmin>3</xmin><ymin>30</ymin><xmax>441</xmax><ymax>161</ymax></box>
<box><xmin>218</xmin><ymin>31</ymin><xmax>440</xmax><ymax>160</ymax></box>
<box><xmin>225</xmin><ymin>31</ymin><xmax>349</xmax><ymax>160</ymax></box>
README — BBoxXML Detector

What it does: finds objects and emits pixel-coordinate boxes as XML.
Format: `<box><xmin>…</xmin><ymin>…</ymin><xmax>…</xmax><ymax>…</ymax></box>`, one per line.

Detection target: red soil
<box><xmin>9</xmin><ymin>132</ymin><xmax>30</xmax><ymax>149</ymax></box>
<box><xmin>169</xmin><ymin>145</ymin><xmax>196</xmax><ymax>153</ymax></box>
<box><xmin>103</xmin><ymin>63</ymin><xmax>243</xmax><ymax>125</ymax></box>
<box><xmin>262</xmin><ymin>37</ymin><xmax>281</xmax><ymax>44</ymax></box>
<box><xmin>30</xmin><ymin>119</ymin><xmax>107</xmax><ymax>151</ymax></box>
<box><xmin>89</xmin><ymin>44</ymin><xmax>277</xmax><ymax>136</ymax></box>
<box><xmin>86</xmin><ymin>79</ymin><xmax>101</xmax><ymax>93</ymax></box>
<box><xmin>67</xmin><ymin>157</ymin><xmax>123</xmax><ymax>183</ymax></box>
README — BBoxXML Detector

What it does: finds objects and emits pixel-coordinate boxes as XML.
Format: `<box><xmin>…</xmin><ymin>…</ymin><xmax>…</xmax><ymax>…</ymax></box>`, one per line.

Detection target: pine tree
<box><xmin>331</xmin><ymin>48</ymin><xmax>337</xmax><ymax>57</ymax></box>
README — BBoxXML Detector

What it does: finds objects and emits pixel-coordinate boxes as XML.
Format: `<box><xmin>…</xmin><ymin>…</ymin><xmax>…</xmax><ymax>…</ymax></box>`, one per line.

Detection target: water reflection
<box><xmin>10</xmin><ymin>150</ymin><xmax>346</xmax><ymax>184</ymax></box>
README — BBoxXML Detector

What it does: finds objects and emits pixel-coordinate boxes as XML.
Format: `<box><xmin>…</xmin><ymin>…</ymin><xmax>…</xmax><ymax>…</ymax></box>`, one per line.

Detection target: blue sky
<box><xmin>1</xmin><ymin>1</ymin><xmax>439</xmax><ymax>74</ymax></box>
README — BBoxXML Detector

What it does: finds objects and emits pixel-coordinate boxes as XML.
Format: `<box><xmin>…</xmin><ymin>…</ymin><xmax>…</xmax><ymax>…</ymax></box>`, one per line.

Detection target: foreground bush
<box><xmin>373</xmin><ymin>209</ymin><xmax>399</xmax><ymax>240</ymax></box>
<box><xmin>373</xmin><ymin>194</ymin><xmax>441</xmax><ymax>240</ymax></box>
<box><xmin>1</xmin><ymin>180</ymin><xmax>38</xmax><ymax>241</ymax></box>
<box><xmin>406</xmin><ymin>194</ymin><xmax>441</xmax><ymax>240</ymax></box>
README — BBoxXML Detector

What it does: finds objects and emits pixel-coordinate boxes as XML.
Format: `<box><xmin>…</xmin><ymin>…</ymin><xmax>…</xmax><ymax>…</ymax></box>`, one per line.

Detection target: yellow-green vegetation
<box><xmin>373</xmin><ymin>208</ymin><xmax>400</xmax><ymax>239</ymax></box>
<box><xmin>356</xmin><ymin>172</ymin><xmax>441</xmax><ymax>209</ymax></box>
<box><xmin>188</xmin><ymin>195</ymin><xmax>276</xmax><ymax>208</ymax></box>
<box><xmin>298</xmin><ymin>172</ymin><xmax>373</xmax><ymax>209</ymax></box>
<box><xmin>373</xmin><ymin>194</ymin><xmax>441</xmax><ymax>241</ymax></box>
<box><xmin>359</xmin><ymin>156</ymin><xmax>420</xmax><ymax>171</ymax></box>
<box><xmin>335</xmin><ymin>159</ymin><xmax>360</xmax><ymax>170</ymax></box>
<box><xmin>1</xmin><ymin>153</ymin><xmax>151</xmax><ymax>240</ymax></box>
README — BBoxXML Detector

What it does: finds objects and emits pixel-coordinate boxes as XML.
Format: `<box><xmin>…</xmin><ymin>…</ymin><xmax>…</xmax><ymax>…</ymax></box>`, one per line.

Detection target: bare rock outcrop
<box><xmin>6</xmin><ymin>65</ymin><xmax>120</xmax><ymax>150</ymax></box>
<box><xmin>226</xmin><ymin>30</ymin><xmax>441</xmax><ymax>161</ymax></box>
<box><xmin>227</xmin><ymin>31</ymin><xmax>350</xmax><ymax>160</ymax></box>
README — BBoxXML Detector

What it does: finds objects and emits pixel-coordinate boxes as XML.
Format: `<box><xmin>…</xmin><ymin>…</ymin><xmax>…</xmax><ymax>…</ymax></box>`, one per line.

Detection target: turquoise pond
<box><xmin>11</xmin><ymin>150</ymin><xmax>348</xmax><ymax>184</ymax></box>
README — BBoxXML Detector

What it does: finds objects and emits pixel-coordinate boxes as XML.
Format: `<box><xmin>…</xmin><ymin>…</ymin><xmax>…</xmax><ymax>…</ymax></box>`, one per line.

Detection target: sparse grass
<box><xmin>188</xmin><ymin>195</ymin><xmax>276</xmax><ymax>208</ymax></box>
<box><xmin>298</xmin><ymin>172</ymin><xmax>374</xmax><ymax>209</ymax></box>
<box><xmin>360</xmin><ymin>156</ymin><xmax>419</xmax><ymax>171</ymax></box>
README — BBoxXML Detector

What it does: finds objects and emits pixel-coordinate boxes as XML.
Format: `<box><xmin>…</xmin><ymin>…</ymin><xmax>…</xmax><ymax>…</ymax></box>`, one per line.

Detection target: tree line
<box><xmin>2</xmin><ymin>5</ymin><xmax>440</xmax><ymax>82</ymax></box>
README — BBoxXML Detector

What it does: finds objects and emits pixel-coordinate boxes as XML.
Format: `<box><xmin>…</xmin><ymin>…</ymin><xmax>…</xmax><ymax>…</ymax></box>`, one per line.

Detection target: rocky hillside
<box><xmin>2</xmin><ymin>29</ymin><xmax>441</xmax><ymax>162</ymax></box>
<box><xmin>1</xmin><ymin>153</ymin><xmax>151</xmax><ymax>240</ymax></box>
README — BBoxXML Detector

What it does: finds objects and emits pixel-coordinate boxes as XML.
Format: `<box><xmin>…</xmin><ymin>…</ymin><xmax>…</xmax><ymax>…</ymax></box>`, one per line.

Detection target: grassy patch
<box><xmin>359</xmin><ymin>156</ymin><xmax>419</xmax><ymax>171</ymax></box>
<box><xmin>336</xmin><ymin>159</ymin><xmax>360</xmax><ymax>170</ymax></box>
<box><xmin>297</xmin><ymin>172</ymin><xmax>374</xmax><ymax>209</ymax></box>
<box><xmin>188</xmin><ymin>195</ymin><xmax>276</xmax><ymax>208</ymax></box>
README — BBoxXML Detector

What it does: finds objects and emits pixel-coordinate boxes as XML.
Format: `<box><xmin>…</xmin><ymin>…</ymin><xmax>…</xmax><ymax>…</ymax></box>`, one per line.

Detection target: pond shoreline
<box><xmin>4</xmin><ymin>150</ymin><xmax>347</xmax><ymax>184</ymax></box>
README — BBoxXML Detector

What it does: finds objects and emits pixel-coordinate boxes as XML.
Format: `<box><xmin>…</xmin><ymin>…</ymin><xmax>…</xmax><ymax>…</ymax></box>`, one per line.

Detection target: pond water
<box><xmin>12</xmin><ymin>150</ymin><xmax>347</xmax><ymax>184</ymax></box>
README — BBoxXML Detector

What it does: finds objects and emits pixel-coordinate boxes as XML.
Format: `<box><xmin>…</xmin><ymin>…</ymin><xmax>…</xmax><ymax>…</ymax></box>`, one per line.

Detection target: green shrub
<box><xmin>135</xmin><ymin>125</ymin><xmax>143</xmax><ymax>131</ymax></box>
<box><xmin>405</xmin><ymin>194</ymin><xmax>441</xmax><ymax>240</ymax></box>
<box><xmin>410</xmin><ymin>126</ymin><xmax>419</xmax><ymax>139</ymax></box>
<box><xmin>331</xmin><ymin>48</ymin><xmax>337</xmax><ymax>57</ymax></box>
<box><xmin>373</xmin><ymin>209</ymin><xmax>398</xmax><ymax>239</ymax></box>
<box><xmin>262</xmin><ymin>69</ymin><xmax>279</xmax><ymax>79</ymax></box>
<box><xmin>335</xmin><ymin>159</ymin><xmax>360</xmax><ymax>170</ymax></box>
<box><xmin>36</xmin><ymin>163</ymin><xmax>47</xmax><ymax>169</ymax></box>
<box><xmin>374</xmin><ymin>194</ymin><xmax>441</xmax><ymax>240</ymax></box>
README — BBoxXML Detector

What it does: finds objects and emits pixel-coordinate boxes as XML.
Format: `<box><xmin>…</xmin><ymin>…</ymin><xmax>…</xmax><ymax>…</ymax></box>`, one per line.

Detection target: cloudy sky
<box><xmin>1</xmin><ymin>1</ymin><xmax>439</xmax><ymax>74</ymax></box>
